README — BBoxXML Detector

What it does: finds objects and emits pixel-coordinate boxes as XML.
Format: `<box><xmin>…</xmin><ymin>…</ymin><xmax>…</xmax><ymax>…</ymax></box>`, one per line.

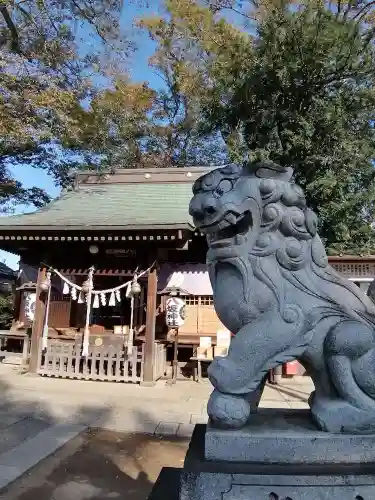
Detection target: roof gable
<box><xmin>0</xmin><ymin>262</ymin><xmax>16</xmax><ymax>277</ymax></box>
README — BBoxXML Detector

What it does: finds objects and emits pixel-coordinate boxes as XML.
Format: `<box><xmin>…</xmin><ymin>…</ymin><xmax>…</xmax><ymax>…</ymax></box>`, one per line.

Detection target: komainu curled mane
<box><xmin>189</xmin><ymin>161</ymin><xmax>375</xmax><ymax>433</ymax></box>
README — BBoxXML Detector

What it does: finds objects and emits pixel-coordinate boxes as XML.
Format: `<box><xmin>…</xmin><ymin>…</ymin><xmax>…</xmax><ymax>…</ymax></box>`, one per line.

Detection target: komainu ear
<box><xmin>244</xmin><ymin>160</ymin><xmax>294</xmax><ymax>181</ymax></box>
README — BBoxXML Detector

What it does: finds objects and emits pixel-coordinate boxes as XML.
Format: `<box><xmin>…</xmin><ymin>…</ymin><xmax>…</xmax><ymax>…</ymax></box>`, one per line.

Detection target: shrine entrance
<box><xmin>33</xmin><ymin>266</ymin><xmax>166</xmax><ymax>383</ymax></box>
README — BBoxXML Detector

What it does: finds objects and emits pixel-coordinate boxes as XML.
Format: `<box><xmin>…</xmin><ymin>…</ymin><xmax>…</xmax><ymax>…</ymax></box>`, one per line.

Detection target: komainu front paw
<box><xmin>208</xmin><ymin>356</ymin><xmax>249</xmax><ymax>393</ymax></box>
<box><xmin>207</xmin><ymin>390</ymin><xmax>251</xmax><ymax>429</ymax></box>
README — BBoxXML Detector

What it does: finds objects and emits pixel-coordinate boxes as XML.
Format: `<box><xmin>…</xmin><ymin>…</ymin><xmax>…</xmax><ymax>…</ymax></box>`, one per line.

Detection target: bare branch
<box><xmin>336</xmin><ymin>0</ymin><xmax>342</xmax><ymax>17</ymax></box>
<box><xmin>34</xmin><ymin>0</ymin><xmax>61</xmax><ymax>37</ymax></box>
<box><xmin>0</xmin><ymin>4</ymin><xmax>21</xmax><ymax>54</ymax></box>
<box><xmin>353</xmin><ymin>0</ymin><xmax>375</xmax><ymax>22</ymax></box>
<box><xmin>70</xmin><ymin>0</ymin><xmax>111</xmax><ymax>46</ymax></box>
<box><xmin>343</xmin><ymin>1</ymin><xmax>355</xmax><ymax>21</ymax></box>
<box><xmin>15</xmin><ymin>4</ymin><xmax>46</xmax><ymax>40</ymax></box>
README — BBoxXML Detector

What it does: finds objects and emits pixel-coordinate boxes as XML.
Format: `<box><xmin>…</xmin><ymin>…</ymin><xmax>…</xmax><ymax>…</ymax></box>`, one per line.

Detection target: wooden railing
<box><xmin>153</xmin><ymin>343</ymin><xmax>167</xmax><ymax>380</ymax></box>
<box><xmin>37</xmin><ymin>338</ymin><xmax>167</xmax><ymax>383</ymax></box>
<box><xmin>38</xmin><ymin>338</ymin><xmax>143</xmax><ymax>382</ymax></box>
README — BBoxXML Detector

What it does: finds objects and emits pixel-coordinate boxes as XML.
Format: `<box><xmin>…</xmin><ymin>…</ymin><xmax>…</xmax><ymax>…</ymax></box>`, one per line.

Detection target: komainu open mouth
<box><xmin>204</xmin><ymin>211</ymin><xmax>253</xmax><ymax>247</ymax></box>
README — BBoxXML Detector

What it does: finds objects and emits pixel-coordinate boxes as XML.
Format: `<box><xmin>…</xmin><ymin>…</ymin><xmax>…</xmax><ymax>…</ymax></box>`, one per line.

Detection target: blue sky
<box><xmin>0</xmin><ymin>167</ymin><xmax>61</xmax><ymax>269</ymax></box>
<box><xmin>0</xmin><ymin>2</ymin><xmax>164</xmax><ymax>270</ymax></box>
<box><xmin>0</xmin><ymin>3</ymin><xmax>243</xmax><ymax>270</ymax></box>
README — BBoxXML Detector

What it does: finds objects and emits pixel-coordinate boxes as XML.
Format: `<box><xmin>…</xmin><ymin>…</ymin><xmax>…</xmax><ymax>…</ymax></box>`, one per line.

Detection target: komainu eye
<box><xmin>214</xmin><ymin>179</ymin><xmax>233</xmax><ymax>196</ymax></box>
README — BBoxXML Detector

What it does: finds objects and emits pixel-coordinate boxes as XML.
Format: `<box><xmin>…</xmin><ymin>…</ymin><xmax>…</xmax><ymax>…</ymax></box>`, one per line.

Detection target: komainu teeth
<box><xmin>225</xmin><ymin>213</ymin><xmax>237</xmax><ymax>225</ymax></box>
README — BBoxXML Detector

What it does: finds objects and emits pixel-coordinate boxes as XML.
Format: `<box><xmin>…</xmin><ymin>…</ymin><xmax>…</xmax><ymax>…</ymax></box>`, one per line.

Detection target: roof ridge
<box><xmin>76</xmin><ymin>165</ymin><xmax>217</xmax><ymax>186</ymax></box>
<box><xmin>76</xmin><ymin>165</ymin><xmax>218</xmax><ymax>176</ymax></box>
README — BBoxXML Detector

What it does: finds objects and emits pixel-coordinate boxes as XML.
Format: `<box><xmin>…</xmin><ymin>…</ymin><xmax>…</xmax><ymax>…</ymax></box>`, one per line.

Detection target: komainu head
<box><xmin>189</xmin><ymin>160</ymin><xmax>326</xmax><ymax>271</ymax></box>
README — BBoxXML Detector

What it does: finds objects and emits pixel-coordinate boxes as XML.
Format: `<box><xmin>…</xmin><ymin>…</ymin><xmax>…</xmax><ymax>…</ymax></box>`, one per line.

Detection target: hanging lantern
<box><xmin>131</xmin><ymin>279</ymin><xmax>141</xmax><ymax>296</ymax></box>
<box><xmin>81</xmin><ymin>279</ymin><xmax>91</xmax><ymax>294</ymax></box>
<box><xmin>39</xmin><ymin>272</ymin><xmax>51</xmax><ymax>292</ymax></box>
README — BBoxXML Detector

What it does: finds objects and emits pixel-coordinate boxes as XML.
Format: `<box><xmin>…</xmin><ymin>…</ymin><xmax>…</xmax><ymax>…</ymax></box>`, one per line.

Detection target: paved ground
<box><xmin>0</xmin><ymin>429</ymin><xmax>187</xmax><ymax>500</ymax></box>
<box><xmin>0</xmin><ymin>364</ymin><xmax>313</xmax><ymax>431</ymax></box>
<box><xmin>0</xmin><ymin>363</ymin><xmax>314</xmax><ymax>492</ymax></box>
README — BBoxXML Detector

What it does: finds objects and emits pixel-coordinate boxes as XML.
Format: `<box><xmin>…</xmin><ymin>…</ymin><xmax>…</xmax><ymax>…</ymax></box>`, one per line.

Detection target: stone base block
<box><xmin>180</xmin><ymin>471</ymin><xmax>375</xmax><ymax>499</ymax></box>
<box><xmin>149</xmin><ymin>413</ymin><xmax>375</xmax><ymax>499</ymax></box>
<box><xmin>205</xmin><ymin>409</ymin><xmax>375</xmax><ymax>463</ymax></box>
<box><xmin>181</xmin><ymin>416</ymin><xmax>375</xmax><ymax>500</ymax></box>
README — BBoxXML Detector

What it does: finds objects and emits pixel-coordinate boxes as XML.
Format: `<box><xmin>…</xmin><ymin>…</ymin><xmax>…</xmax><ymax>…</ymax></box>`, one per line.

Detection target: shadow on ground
<box><xmin>0</xmin><ymin>370</ymin><xmax>112</xmax><ymax>456</ymax></box>
<box><xmin>0</xmin><ymin>374</ymin><xmax>187</xmax><ymax>500</ymax></box>
<box><xmin>275</xmin><ymin>382</ymin><xmax>313</xmax><ymax>403</ymax></box>
<box><xmin>0</xmin><ymin>367</ymin><xmax>314</xmax><ymax>499</ymax></box>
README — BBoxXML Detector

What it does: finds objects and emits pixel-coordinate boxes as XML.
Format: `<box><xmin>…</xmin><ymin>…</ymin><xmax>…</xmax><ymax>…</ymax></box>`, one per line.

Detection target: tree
<box><xmin>0</xmin><ymin>1</ymin><xmax>130</xmax><ymax>81</ymax></box>
<box><xmin>138</xmin><ymin>1</ymin><xmax>246</xmax><ymax>166</ymax></box>
<box><xmin>143</xmin><ymin>0</ymin><xmax>375</xmax><ymax>254</ymax></box>
<box><xmin>0</xmin><ymin>0</ymin><xmax>132</xmax><ymax>211</ymax></box>
<box><xmin>75</xmin><ymin>66</ymin><xmax>229</xmax><ymax>169</ymax></box>
<box><xmin>0</xmin><ymin>1</ymin><xmax>226</xmax><ymax>213</ymax></box>
<box><xmin>0</xmin><ymin>294</ymin><xmax>13</xmax><ymax>329</ymax></box>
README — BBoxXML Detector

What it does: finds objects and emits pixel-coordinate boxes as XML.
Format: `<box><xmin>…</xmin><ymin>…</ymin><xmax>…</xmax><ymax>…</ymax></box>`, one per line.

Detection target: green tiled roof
<box><xmin>0</xmin><ymin>182</ymin><xmax>195</xmax><ymax>230</ymax></box>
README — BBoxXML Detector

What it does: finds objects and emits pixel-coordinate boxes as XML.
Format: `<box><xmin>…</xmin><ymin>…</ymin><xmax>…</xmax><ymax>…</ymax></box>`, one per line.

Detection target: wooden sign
<box><xmin>214</xmin><ymin>346</ymin><xmax>229</xmax><ymax>357</ymax></box>
<box><xmin>216</xmin><ymin>329</ymin><xmax>231</xmax><ymax>347</ymax></box>
<box><xmin>200</xmin><ymin>336</ymin><xmax>212</xmax><ymax>348</ymax></box>
<box><xmin>106</xmin><ymin>249</ymin><xmax>136</xmax><ymax>257</ymax></box>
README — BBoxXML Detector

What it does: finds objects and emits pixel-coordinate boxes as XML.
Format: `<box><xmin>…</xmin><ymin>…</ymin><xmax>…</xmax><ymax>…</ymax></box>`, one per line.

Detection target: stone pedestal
<box><xmin>149</xmin><ymin>409</ymin><xmax>375</xmax><ymax>499</ymax></box>
<box><xmin>205</xmin><ymin>409</ymin><xmax>375</xmax><ymax>464</ymax></box>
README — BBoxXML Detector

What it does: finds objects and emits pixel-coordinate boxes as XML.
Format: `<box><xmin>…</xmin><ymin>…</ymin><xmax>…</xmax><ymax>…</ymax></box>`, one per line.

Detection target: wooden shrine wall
<box><xmin>176</xmin><ymin>296</ymin><xmax>225</xmax><ymax>340</ymax></box>
<box><xmin>49</xmin><ymin>295</ymin><xmax>71</xmax><ymax>328</ymax></box>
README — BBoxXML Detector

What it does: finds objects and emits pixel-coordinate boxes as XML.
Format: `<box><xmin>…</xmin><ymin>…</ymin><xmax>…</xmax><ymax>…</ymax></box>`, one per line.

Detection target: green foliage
<box><xmin>0</xmin><ymin>0</ymin><xmax>131</xmax><ymax>211</ymax></box>
<box><xmin>156</xmin><ymin>0</ymin><xmax>375</xmax><ymax>254</ymax></box>
<box><xmin>3</xmin><ymin>0</ymin><xmax>375</xmax><ymax>256</ymax></box>
<box><xmin>77</xmin><ymin>71</ymin><xmax>228</xmax><ymax>169</ymax></box>
<box><xmin>0</xmin><ymin>1</ymin><xmax>227</xmax><ymax>213</ymax></box>
<box><xmin>0</xmin><ymin>294</ymin><xmax>13</xmax><ymax>330</ymax></box>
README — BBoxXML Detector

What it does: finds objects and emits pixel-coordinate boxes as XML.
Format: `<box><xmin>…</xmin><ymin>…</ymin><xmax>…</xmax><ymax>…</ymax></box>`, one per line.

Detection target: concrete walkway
<box><xmin>0</xmin><ymin>364</ymin><xmax>314</xmax><ymax>490</ymax></box>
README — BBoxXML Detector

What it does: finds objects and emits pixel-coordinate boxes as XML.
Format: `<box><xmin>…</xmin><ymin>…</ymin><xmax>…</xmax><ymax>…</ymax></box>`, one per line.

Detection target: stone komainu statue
<box><xmin>189</xmin><ymin>161</ymin><xmax>375</xmax><ymax>433</ymax></box>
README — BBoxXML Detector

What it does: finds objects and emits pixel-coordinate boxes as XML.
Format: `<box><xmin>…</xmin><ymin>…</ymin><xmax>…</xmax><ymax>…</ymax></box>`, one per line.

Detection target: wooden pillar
<box><xmin>142</xmin><ymin>265</ymin><xmax>158</xmax><ymax>384</ymax></box>
<box><xmin>137</xmin><ymin>284</ymin><xmax>145</xmax><ymax>328</ymax></box>
<box><xmin>28</xmin><ymin>267</ymin><xmax>47</xmax><ymax>374</ymax></box>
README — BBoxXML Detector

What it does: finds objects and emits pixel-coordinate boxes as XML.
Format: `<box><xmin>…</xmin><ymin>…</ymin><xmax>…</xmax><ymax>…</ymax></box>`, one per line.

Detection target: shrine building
<box><xmin>0</xmin><ymin>167</ymin><xmax>373</xmax><ymax>382</ymax></box>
